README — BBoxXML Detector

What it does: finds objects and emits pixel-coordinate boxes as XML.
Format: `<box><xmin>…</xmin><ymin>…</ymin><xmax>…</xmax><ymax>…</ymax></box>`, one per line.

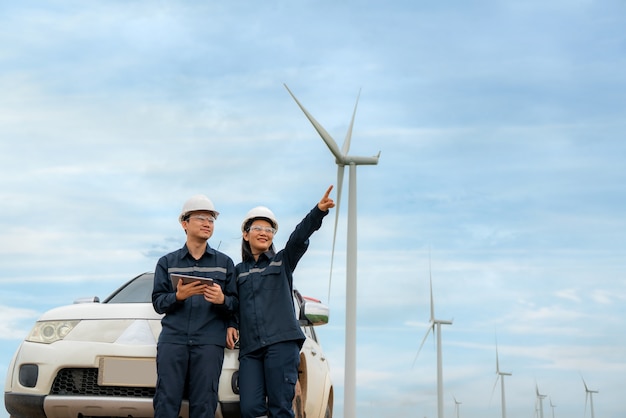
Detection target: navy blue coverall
<box><xmin>152</xmin><ymin>245</ymin><xmax>237</xmax><ymax>418</ymax></box>
<box><xmin>236</xmin><ymin>205</ymin><xmax>328</xmax><ymax>418</ymax></box>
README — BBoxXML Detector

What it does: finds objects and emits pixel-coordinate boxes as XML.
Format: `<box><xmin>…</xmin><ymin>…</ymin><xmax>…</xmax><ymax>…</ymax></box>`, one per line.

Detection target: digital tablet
<box><xmin>170</xmin><ymin>273</ymin><xmax>214</xmax><ymax>289</ymax></box>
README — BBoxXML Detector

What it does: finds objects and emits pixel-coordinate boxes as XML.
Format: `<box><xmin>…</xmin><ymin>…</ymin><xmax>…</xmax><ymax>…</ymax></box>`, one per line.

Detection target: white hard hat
<box><xmin>241</xmin><ymin>206</ymin><xmax>278</xmax><ymax>232</ymax></box>
<box><xmin>179</xmin><ymin>195</ymin><xmax>219</xmax><ymax>222</ymax></box>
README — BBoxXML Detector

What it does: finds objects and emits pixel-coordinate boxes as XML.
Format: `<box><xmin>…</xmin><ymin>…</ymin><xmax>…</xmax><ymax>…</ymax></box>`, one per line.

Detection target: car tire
<box><xmin>293</xmin><ymin>379</ymin><xmax>304</xmax><ymax>418</ymax></box>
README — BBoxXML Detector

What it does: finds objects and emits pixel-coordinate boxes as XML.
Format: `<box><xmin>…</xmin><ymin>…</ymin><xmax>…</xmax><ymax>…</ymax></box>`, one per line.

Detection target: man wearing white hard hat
<box><xmin>152</xmin><ymin>194</ymin><xmax>238</xmax><ymax>418</ymax></box>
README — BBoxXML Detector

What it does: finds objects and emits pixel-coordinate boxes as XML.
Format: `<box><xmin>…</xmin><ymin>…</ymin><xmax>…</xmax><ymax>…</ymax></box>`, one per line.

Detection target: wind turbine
<box><xmin>549</xmin><ymin>398</ymin><xmax>556</xmax><ymax>418</ymax></box>
<box><xmin>582</xmin><ymin>377</ymin><xmax>598</xmax><ymax>418</ymax></box>
<box><xmin>491</xmin><ymin>338</ymin><xmax>511</xmax><ymax>418</ymax></box>
<box><xmin>413</xmin><ymin>256</ymin><xmax>453</xmax><ymax>418</ymax></box>
<box><xmin>284</xmin><ymin>84</ymin><xmax>380</xmax><ymax>418</ymax></box>
<box><xmin>535</xmin><ymin>383</ymin><xmax>546</xmax><ymax>418</ymax></box>
<box><xmin>453</xmin><ymin>395</ymin><xmax>462</xmax><ymax>418</ymax></box>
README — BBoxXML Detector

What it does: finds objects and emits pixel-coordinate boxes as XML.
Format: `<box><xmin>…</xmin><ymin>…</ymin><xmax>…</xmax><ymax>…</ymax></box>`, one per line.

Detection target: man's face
<box><xmin>182</xmin><ymin>210</ymin><xmax>216</xmax><ymax>240</ymax></box>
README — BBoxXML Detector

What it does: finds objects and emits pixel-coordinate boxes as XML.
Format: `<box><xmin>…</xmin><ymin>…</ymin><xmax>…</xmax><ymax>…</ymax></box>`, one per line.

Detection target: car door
<box><xmin>300</xmin><ymin>325</ymin><xmax>331</xmax><ymax>418</ymax></box>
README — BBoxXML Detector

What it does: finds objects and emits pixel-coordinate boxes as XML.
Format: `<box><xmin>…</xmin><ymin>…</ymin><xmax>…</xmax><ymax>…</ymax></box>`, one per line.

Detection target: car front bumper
<box><xmin>5</xmin><ymin>392</ymin><xmax>240</xmax><ymax>418</ymax></box>
<box><xmin>5</xmin><ymin>339</ymin><xmax>241</xmax><ymax>418</ymax></box>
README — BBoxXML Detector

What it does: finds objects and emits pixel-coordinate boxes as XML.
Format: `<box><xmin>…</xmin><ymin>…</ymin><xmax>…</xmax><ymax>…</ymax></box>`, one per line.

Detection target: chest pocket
<box><xmin>237</xmin><ymin>274</ymin><xmax>250</xmax><ymax>287</ymax></box>
<box><xmin>261</xmin><ymin>264</ymin><xmax>284</xmax><ymax>290</ymax></box>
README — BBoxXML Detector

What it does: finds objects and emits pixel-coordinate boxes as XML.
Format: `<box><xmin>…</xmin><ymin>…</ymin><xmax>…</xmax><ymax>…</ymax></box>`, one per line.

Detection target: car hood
<box><xmin>37</xmin><ymin>302</ymin><xmax>163</xmax><ymax>321</ymax></box>
<box><xmin>31</xmin><ymin>303</ymin><xmax>163</xmax><ymax>345</ymax></box>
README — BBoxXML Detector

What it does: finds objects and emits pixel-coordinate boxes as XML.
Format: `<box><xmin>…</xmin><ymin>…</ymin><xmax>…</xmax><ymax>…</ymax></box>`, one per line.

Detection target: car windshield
<box><xmin>104</xmin><ymin>273</ymin><xmax>154</xmax><ymax>304</ymax></box>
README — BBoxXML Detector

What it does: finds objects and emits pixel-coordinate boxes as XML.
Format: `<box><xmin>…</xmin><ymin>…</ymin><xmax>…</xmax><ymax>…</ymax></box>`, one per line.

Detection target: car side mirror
<box><xmin>73</xmin><ymin>296</ymin><xmax>100</xmax><ymax>304</ymax></box>
<box><xmin>299</xmin><ymin>298</ymin><xmax>329</xmax><ymax>326</ymax></box>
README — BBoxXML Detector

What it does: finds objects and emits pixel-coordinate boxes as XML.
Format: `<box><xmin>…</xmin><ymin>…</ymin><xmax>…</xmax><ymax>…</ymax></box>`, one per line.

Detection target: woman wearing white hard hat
<box><xmin>235</xmin><ymin>186</ymin><xmax>335</xmax><ymax>418</ymax></box>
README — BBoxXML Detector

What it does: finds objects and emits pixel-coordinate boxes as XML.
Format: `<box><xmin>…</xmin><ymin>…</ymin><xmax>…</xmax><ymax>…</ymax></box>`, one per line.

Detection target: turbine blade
<box><xmin>341</xmin><ymin>88</ymin><xmax>361</xmax><ymax>155</ymax></box>
<box><xmin>412</xmin><ymin>323</ymin><xmax>433</xmax><ymax>367</ymax></box>
<box><xmin>327</xmin><ymin>165</ymin><xmax>344</xmax><ymax>302</ymax></box>
<box><xmin>429</xmin><ymin>257</ymin><xmax>435</xmax><ymax>321</ymax></box>
<box><xmin>489</xmin><ymin>375</ymin><xmax>500</xmax><ymax>405</ymax></box>
<box><xmin>495</xmin><ymin>339</ymin><xmax>501</xmax><ymax>373</ymax></box>
<box><xmin>284</xmin><ymin>84</ymin><xmax>345</xmax><ymax>163</ymax></box>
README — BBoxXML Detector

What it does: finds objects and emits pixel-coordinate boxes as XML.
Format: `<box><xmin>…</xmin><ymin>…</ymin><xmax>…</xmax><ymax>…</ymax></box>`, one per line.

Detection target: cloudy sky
<box><xmin>1</xmin><ymin>1</ymin><xmax>625</xmax><ymax>417</ymax></box>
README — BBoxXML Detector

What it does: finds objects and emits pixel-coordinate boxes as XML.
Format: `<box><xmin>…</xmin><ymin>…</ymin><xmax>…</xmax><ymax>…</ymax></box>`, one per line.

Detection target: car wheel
<box><xmin>292</xmin><ymin>379</ymin><xmax>304</xmax><ymax>418</ymax></box>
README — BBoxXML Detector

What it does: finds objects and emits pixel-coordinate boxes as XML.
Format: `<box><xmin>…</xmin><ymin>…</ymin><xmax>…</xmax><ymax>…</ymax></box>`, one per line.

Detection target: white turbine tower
<box><xmin>582</xmin><ymin>377</ymin><xmax>598</xmax><ymax>418</ymax></box>
<box><xmin>549</xmin><ymin>398</ymin><xmax>556</xmax><ymax>418</ymax></box>
<box><xmin>413</xmin><ymin>258</ymin><xmax>452</xmax><ymax>418</ymax></box>
<box><xmin>284</xmin><ymin>84</ymin><xmax>380</xmax><ymax>418</ymax></box>
<box><xmin>453</xmin><ymin>396</ymin><xmax>462</xmax><ymax>418</ymax></box>
<box><xmin>535</xmin><ymin>383</ymin><xmax>546</xmax><ymax>418</ymax></box>
<box><xmin>491</xmin><ymin>339</ymin><xmax>511</xmax><ymax>418</ymax></box>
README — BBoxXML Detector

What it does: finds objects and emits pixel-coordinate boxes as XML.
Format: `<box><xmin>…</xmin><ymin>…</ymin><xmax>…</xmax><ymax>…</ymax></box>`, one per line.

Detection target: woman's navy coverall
<box><xmin>236</xmin><ymin>205</ymin><xmax>328</xmax><ymax>418</ymax></box>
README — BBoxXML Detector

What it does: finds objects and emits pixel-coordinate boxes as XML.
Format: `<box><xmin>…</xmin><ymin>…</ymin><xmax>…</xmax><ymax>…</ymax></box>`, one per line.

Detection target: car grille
<box><xmin>50</xmin><ymin>368</ymin><xmax>156</xmax><ymax>398</ymax></box>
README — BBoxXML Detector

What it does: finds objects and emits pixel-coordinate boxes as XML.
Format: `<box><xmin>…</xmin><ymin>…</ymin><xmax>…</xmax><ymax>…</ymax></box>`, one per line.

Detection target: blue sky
<box><xmin>1</xmin><ymin>1</ymin><xmax>625</xmax><ymax>417</ymax></box>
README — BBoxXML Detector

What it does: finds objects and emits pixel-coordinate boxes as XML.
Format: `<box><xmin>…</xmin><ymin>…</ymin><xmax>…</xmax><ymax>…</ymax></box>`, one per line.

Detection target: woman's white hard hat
<box><xmin>241</xmin><ymin>206</ymin><xmax>278</xmax><ymax>232</ymax></box>
<box><xmin>179</xmin><ymin>195</ymin><xmax>219</xmax><ymax>222</ymax></box>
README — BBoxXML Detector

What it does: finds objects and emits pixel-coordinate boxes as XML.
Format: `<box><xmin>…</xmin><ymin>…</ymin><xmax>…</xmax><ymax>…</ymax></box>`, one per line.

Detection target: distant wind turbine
<box><xmin>284</xmin><ymin>84</ymin><xmax>380</xmax><ymax>418</ymax></box>
<box><xmin>491</xmin><ymin>338</ymin><xmax>511</xmax><ymax>418</ymax></box>
<box><xmin>413</xmin><ymin>256</ymin><xmax>453</xmax><ymax>418</ymax></box>
<box><xmin>535</xmin><ymin>383</ymin><xmax>547</xmax><ymax>418</ymax></box>
<box><xmin>549</xmin><ymin>398</ymin><xmax>556</xmax><ymax>418</ymax></box>
<box><xmin>453</xmin><ymin>395</ymin><xmax>462</xmax><ymax>418</ymax></box>
<box><xmin>582</xmin><ymin>377</ymin><xmax>598</xmax><ymax>418</ymax></box>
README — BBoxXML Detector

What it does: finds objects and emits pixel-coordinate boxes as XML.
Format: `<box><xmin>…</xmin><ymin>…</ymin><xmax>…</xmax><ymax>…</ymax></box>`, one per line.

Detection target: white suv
<box><xmin>4</xmin><ymin>272</ymin><xmax>333</xmax><ymax>418</ymax></box>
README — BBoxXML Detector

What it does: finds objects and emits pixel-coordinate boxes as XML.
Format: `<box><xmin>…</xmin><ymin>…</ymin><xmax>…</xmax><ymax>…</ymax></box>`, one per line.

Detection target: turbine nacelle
<box><xmin>335</xmin><ymin>154</ymin><xmax>380</xmax><ymax>166</ymax></box>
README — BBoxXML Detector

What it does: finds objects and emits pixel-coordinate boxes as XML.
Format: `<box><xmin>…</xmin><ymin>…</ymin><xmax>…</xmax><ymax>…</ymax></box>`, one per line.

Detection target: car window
<box><xmin>305</xmin><ymin>325</ymin><xmax>318</xmax><ymax>343</ymax></box>
<box><xmin>104</xmin><ymin>273</ymin><xmax>154</xmax><ymax>304</ymax></box>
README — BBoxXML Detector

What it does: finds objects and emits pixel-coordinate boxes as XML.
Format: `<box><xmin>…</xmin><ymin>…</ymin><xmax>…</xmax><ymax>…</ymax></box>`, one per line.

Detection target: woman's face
<box><xmin>244</xmin><ymin>219</ymin><xmax>275</xmax><ymax>255</ymax></box>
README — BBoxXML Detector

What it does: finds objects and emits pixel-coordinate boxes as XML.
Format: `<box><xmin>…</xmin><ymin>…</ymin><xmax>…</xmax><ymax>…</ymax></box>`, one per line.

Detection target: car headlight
<box><xmin>26</xmin><ymin>320</ymin><xmax>80</xmax><ymax>344</ymax></box>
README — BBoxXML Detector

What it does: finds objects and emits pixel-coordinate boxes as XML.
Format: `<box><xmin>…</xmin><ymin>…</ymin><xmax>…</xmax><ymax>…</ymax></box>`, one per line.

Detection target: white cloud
<box><xmin>0</xmin><ymin>305</ymin><xmax>39</xmax><ymax>340</ymax></box>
